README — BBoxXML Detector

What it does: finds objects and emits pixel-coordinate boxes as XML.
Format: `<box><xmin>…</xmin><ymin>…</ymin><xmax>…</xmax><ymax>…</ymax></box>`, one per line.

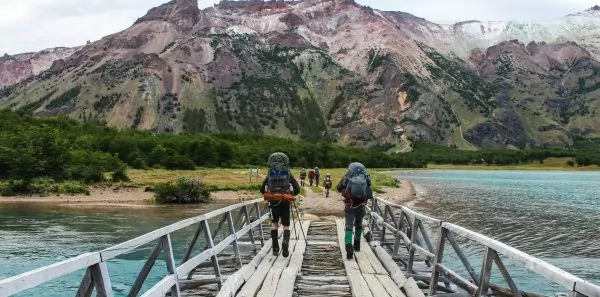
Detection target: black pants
<box><xmin>269</xmin><ymin>201</ymin><xmax>291</xmax><ymax>226</ymax></box>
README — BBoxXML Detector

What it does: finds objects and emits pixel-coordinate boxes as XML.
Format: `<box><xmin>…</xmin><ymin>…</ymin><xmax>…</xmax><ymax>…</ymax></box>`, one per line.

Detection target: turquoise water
<box><xmin>0</xmin><ymin>203</ymin><xmax>230</xmax><ymax>297</ymax></box>
<box><xmin>397</xmin><ymin>170</ymin><xmax>600</xmax><ymax>294</ymax></box>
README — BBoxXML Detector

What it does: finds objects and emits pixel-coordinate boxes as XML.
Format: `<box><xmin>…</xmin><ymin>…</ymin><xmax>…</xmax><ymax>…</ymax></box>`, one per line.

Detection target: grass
<box><xmin>126</xmin><ymin>167</ymin><xmax>401</xmax><ymax>194</ymax></box>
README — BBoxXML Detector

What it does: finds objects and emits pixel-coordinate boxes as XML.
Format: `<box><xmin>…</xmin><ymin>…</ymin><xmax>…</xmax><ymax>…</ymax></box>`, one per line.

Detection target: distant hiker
<box><xmin>260</xmin><ymin>152</ymin><xmax>301</xmax><ymax>257</ymax></box>
<box><xmin>324</xmin><ymin>173</ymin><xmax>333</xmax><ymax>198</ymax></box>
<box><xmin>337</xmin><ymin>162</ymin><xmax>373</xmax><ymax>260</ymax></box>
<box><xmin>299</xmin><ymin>168</ymin><xmax>307</xmax><ymax>187</ymax></box>
<box><xmin>314</xmin><ymin>167</ymin><xmax>320</xmax><ymax>187</ymax></box>
<box><xmin>308</xmin><ymin>168</ymin><xmax>315</xmax><ymax>186</ymax></box>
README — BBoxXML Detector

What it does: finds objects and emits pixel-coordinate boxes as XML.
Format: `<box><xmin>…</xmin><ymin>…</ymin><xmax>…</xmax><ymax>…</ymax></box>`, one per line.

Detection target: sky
<box><xmin>0</xmin><ymin>0</ymin><xmax>598</xmax><ymax>55</ymax></box>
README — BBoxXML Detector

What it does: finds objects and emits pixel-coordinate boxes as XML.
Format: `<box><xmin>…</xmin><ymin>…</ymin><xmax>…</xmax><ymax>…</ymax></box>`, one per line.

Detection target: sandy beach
<box><xmin>0</xmin><ymin>179</ymin><xmax>417</xmax><ymax>214</ymax></box>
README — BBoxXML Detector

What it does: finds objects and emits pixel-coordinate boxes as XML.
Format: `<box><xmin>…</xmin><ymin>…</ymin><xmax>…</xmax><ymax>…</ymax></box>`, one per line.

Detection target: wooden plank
<box><xmin>215</xmin><ymin>240</ymin><xmax>273</xmax><ymax>297</ymax></box>
<box><xmin>355</xmin><ymin>251</ymin><xmax>376</xmax><ymax>275</ymax></box>
<box><xmin>76</xmin><ymin>268</ymin><xmax>94</xmax><ymax>297</ymax></box>
<box><xmin>402</xmin><ymin>278</ymin><xmax>425</xmax><ymax>297</ymax></box>
<box><xmin>127</xmin><ymin>239</ymin><xmax>163</xmax><ymax>297</ymax></box>
<box><xmin>161</xmin><ymin>234</ymin><xmax>181</xmax><ymax>297</ymax></box>
<box><xmin>363</xmin><ymin>274</ymin><xmax>392</xmax><ymax>297</ymax></box>
<box><xmin>360</xmin><ymin>237</ymin><xmax>388</xmax><ymax>275</ymax></box>
<box><xmin>369</xmin><ymin>241</ymin><xmax>408</xmax><ymax>288</ymax></box>
<box><xmin>256</xmin><ymin>221</ymin><xmax>304</xmax><ymax>297</ymax></box>
<box><xmin>90</xmin><ymin>262</ymin><xmax>114</xmax><ymax>297</ymax></box>
<box><xmin>274</xmin><ymin>221</ymin><xmax>311</xmax><ymax>297</ymax></box>
<box><xmin>335</xmin><ymin>219</ymin><xmax>373</xmax><ymax>297</ymax></box>
<box><xmin>377</xmin><ymin>275</ymin><xmax>407</xmax><ymax>297</ymax></box>
<box><xmin>236</xmin><ymin>226</ymin><xmax>285</xmax><ymax>297</ymax></box>
<box><xmin>0</xmin><ymin>252</ymin><xmax>101</xmax><ymax>296</ymax></box>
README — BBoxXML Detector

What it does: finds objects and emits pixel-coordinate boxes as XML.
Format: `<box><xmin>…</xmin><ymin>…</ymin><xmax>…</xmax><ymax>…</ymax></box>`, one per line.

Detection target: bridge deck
<box><xmin>182</xmin><ymin>219</ymin><xmax>427</xmax><ymax>297</ymax></box>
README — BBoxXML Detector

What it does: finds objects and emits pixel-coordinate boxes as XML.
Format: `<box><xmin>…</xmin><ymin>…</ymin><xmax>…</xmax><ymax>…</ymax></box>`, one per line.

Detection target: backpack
<box><xmin>266</xmin><ymin>152</ymin><xmax>291</xmax><ymax>196</ymax></box>
<box><xmin>345</xmin><ymin>162</ymin><xmax>369</xmax><ymax>200</ymax></box>
<box><xmin>300</xmin><ymin>168</ymin><xmax>306</xmax><ymax>177</ymax></box>
<box><xmin>308</xmin><ymin>169</ymin><xmax>315</xmax><ymax>178</ymax></box>
<box><xmin>314</xmin><ymin>167</ymin><xmax>320</xmax><ymax>176</ymax></box>
<box><xmin>324</xmin><ymin>176</ymin><xmax>332</xmax><ymax>188</ymax></box>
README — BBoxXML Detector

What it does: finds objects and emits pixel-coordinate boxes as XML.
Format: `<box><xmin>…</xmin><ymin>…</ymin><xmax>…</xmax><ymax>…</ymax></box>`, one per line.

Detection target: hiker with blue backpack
<box><xmin>260</xmin><ymin>152</ymin><xmax>301</xmax><ymax>257</ymax></box>
<box><xmin>337</xmin><ymin>162</ymin><xmax>374</xmax><ymax>260</ymax></box>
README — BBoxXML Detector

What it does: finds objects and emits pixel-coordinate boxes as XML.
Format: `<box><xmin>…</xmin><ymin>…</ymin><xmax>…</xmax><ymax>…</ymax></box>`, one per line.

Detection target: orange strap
<box><xmin>263</xmin><ymin>192</ymin><xmax>295</xmax><ymax>201</ymax></box>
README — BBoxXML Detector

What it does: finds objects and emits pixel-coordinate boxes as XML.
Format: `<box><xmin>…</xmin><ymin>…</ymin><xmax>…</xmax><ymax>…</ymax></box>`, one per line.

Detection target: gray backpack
<box><xmin>345</xmin><ymin>162</ymin><xmax>369</xmax><ymax>199</ymax></box>
<box><xmin>266</xmin><ymin>152</ymin><xmax>291</xmax><ymax>195</ymax></box>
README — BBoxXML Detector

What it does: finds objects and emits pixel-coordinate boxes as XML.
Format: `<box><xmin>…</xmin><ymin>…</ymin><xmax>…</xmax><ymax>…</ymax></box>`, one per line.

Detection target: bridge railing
<box><xmin>367</xmin><ymin>197</ymin><xmax>600</xmax><ymax>297</ymax></box>
<box><xmin>0</xmin><ymin>199</ymin><xmax>269</xmax><ymax>297</ymax></box>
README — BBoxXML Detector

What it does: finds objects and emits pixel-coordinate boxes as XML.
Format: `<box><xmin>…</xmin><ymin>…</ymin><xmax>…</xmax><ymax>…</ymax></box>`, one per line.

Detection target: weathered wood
<box><xmin>181</xmin><ymin>222</ymin><xmax>204</xmax><ymax>265</ymax></box>
<box><xmin>76</xmin><ymin>268</ymin><xmax>94</xmax><ymax>297</ymax></box>
<box><xmin>127</xmin><ymin>239</ymin><xmax>164</xmax><ymax>297</ymax></box>
<box><xmin>443</xmin><ymin>222</ymin><xmax>584</xmax><ymax>290</ymax></box>
<box><xmin>335</xmin><ymin>219</ymin><xmax>373</xmax><ymax>297</ymax></box>
<box><xmin>363</xmin><ymin>274</ymin><xmax>392</xmax><ymax>297</ymax></box>
<box><xmin>215</xmin><ymin>240</ymin><xmax>273</xmax><ymax>297</ymax></box>
<box><xmin>428</xmin><ymin>227</ymin><xmax>447</xmax><ymax>296</ymax></box>
<box><xmin>0</xmin><ymin>252</ymin><xmax>101</xmax><ymax>296</ymax></box>
<box><xmin>226</xmin><ymin>211</ymin><xmax>243</xmax><ymax>268</ymax></box>
<box><xmin>402</xmin><ymin>278</ymin><xmax>425</xmax><ymax>297</ymax></box>
<box><xmin>436</xmin><ymin>264</ymin><xmax>477</xmax><ymax>295</ymax></box>
<box><xmin>161</xmin><ymin>234</ymin><xmax>181</xmax><ymax>297</ymax></box>
<box><xmin>273</xmin><ymin>221</ymin><xmax>310</xmax><ymax>297</ymax></box>
<box><xmin>377</xmin><ymin>275</ymin><xmax>407</xmax><ymax>297</ymax></box>
<box><xmin>139</xmin><ymin>275</ymin><xmax>177</xmax><ymax>297</ymax></box>
<box><xmin>491</xmin><ymin>249</ymin><xmax>522</xmax><ymax>297</ymax></box>
<box><xmin>90</xmin><ymin>262</ymin><xmax>114</xmax><ymax>297</ymax></box>
<box><xmin>445</xmin><ymin>232</ymin><xmax>479</xmax><ymax>284</ymax></box>
<box><xmin>369</xmin><ymin>241</ymin><xmax>408</xmax><ymax>288</ymax></box>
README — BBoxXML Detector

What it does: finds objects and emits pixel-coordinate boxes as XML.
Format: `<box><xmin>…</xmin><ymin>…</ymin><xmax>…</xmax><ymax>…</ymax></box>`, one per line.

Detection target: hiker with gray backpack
<box><xmin>337</xmin><ymin>162</ymin><xmax>374</xmax><ymax>260</ymax></box>
<box><xmin>260</xmin><ymin>152</ymin><xmax>301</xmax><ymax>257</ymax></box>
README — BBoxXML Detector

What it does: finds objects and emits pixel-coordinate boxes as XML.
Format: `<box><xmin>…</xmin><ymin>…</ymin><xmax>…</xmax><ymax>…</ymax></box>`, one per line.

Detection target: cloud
<box><xmin>0</xmin><ymin>0</ymin><xmax>597</xmax><ymax>54</ymax></box>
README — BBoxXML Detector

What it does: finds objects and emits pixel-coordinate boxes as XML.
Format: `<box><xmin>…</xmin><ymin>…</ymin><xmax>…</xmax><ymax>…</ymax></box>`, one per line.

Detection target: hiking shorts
<box><xmin>345</xmin><ymin>204</ymin><xmax>365</xmax><ymax>231</ymax></box>
<box><xmin>269</xmin><ymin>202</ymin><xmax>291</xmax><ymax>226</ymax></box>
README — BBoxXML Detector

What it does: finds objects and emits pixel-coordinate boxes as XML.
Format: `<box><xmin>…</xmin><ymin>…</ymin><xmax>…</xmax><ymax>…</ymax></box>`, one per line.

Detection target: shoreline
<box><xmin>0</xmin><ymin>179</ymin><xmax>419</xmax><ymax>214</ymax></box>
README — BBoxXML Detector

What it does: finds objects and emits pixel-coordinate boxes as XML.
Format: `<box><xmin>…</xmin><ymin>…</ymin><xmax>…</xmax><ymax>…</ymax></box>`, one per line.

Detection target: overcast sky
<box><xmin>1</xmin><ymin>0</ymin><xmax>598</xmax><ymax>55</ymax></box>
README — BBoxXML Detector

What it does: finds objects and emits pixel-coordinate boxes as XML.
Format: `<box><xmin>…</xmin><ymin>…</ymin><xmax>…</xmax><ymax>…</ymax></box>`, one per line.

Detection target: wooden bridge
<box><xmin>1</xmin><ymin>197</ymin><xmax>599</xmax><ymax>297</ymax></box>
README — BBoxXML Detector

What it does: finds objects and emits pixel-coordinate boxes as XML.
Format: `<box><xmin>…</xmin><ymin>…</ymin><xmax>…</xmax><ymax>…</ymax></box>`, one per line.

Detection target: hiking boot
<box><xmin>282</xmin><ymin>230</ymin><xmax>291</xmax><ymax>258</ymax></box>
<box><xmin>345</xmin><ymin>243</ymin><xmax>354</xmax><ymax>259</ymax></box>
<box><xmin>354</xmin><ymin>240</ymin><xmax>361</xmax><ymax>252</ymax></box>
<box><xmin>271</xmin><ymin>230</ymin><xmax>279</xmax><ymax>256</ymax></box>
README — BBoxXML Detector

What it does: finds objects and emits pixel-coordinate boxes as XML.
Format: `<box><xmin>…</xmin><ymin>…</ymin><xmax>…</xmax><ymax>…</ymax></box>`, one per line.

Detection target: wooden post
<box><xmin>254</xmin><ymin>202</ymin><xmax>265</xmax><ymax>246</ymax></box>
<box><xmin>127</xmin><ymin>239</ymin><xmax>164</xmax><ymax>297</ymax></box>
<box><xmin>76</xmin><ymin>268</ymin><xmax>94</xmax><ymax>297</ymax></box>
<box><xmin>181</xmin><ymin>222</ymin><xmax>204</xmax><ymax>265</ymax></box>
<box><xmin>200</xmin><ymin>220</ymin><xmax>222</xmax><ymax>282</ymax></box>
<box><xmin>380</xmin><ymin>205</ymin><xmax>388</xmax><ymax>243</ymax></box>
<box><xmin>90</xmin><ymin>262</ymin><xmax>114</xmax><ymax>297</ymax></box>
<box><xmin>227</xmin><ymin>211</ymin><xmax>243</xmax><ymax>268</ymax></box>
<box><xmin>242</xmin><ymin>205</ymin><xmax>258</xmax><ymax>254</ymax></box>
<box><xmin>407</xmin><ymin>215</ymin><xmax>419</xmax><ymax>275</ymax></box>
<box><xmin>492</xmin><ymin>250</ymin><xmax>522</xmax><ymax>297</ymax></box>
<box><xmin>446</xmin><ymin>232</ymin><xmax>480</xmax><ymax>284</ymax></box>
<box><xmin>428</xmin><ymin>227</ymin><xmax>447</xmax><ymax>296</ymax></box>
<box><xmin>476</xmin><ymin>247</ymin><xmax>494</xmax><ymax>296</ymax></box>
<box><xmin>161</xmin><ymin>234</ymin><xmax>181</xmax><ymax>297</ymax></box>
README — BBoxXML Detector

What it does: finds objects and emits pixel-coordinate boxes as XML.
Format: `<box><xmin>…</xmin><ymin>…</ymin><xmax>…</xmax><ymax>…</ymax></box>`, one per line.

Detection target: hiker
<box><xmin>337</xmin><ymin>162</ymin><xmax>373</xmax><ymax>260</ymax></box>
<box><xmin>308</xmin><ymin>168</ymin><xmax>315</xmax><ymax>186</ymax></box>
<box><xmin>323</xmin><ymin>173</ymin><xmax>333</xmax><ymax>198</ymax></box>
<box><xmin>260</xmin><ymin>152</ymin><xmax>301</xmax><ymax>257</ymax></box>
<box><xmin>314</xmin><ymin>167</ymin><xmax>320</xmax><ymax>187</ymax></box>
<box><xmin>299</xmin><ymin>168</ymin><xmax>307</xmax><ymax>187</ymax></box>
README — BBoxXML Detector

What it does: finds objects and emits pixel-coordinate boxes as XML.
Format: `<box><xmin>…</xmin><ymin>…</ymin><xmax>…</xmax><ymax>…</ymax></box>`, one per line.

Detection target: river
<box><xmin>397</xmin><ymin>170</ymin><xmax>600</xmax><ymax>294</ymax></box>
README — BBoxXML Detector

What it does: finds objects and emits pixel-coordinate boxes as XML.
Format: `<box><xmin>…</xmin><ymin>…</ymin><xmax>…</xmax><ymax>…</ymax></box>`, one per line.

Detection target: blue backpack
<box><xmin>345</xmin><ymin>162</ymin><xmax>369</xmax><ymax>199</ymax></box>
<box><xmin>266</xmin><ymin>152</ymin><xmax>291</xmax><ymax>195</ymax></box>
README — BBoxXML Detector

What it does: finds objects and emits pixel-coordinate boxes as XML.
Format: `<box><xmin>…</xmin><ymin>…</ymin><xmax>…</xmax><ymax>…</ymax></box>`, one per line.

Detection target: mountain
<box><xmin>2</xmin><ymin>0</ymin><xmax>600</xmax><ymax>151</ymax></box>
<box><xmin>0</xmin><ymin>47</ymin><xmax>81</xmax><ymax>88</ymax></box>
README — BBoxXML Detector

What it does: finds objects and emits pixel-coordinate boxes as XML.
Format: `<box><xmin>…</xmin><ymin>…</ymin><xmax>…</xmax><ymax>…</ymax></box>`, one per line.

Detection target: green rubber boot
<box><xmin>345</xmin><ymin>230</ymin><xmax>354</xmax><ymax>259</ymax></box>
<box><xmin>354</xmin><ymin>228</ymin><xmax>363</xmax><ymax>252</ymax></box>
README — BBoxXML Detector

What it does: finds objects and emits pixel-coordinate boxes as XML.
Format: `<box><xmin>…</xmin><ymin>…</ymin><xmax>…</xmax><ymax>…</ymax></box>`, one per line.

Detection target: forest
<box><xmin>1</xmin><ymin>110</ymin><xmax>599</xmax><ymax>195</ymax></box>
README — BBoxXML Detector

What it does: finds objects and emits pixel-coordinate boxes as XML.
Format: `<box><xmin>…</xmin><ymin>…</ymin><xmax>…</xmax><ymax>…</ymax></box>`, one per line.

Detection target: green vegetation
<box><xmin>153</xmin><ymin>177</ymin><xmax>210</xmax><ymax>204</ymax></box>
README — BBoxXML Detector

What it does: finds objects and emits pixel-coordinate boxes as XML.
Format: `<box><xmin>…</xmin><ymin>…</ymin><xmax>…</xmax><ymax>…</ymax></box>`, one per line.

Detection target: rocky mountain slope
<box><xmin>0</xmin><ymin>47</ymin><xmax>81</xmax><ymax>88</ymax></box>
<box><xmin>2</xmin><ymin>0</ymin><xmax>600</xmax><ymax>150</ymax></box>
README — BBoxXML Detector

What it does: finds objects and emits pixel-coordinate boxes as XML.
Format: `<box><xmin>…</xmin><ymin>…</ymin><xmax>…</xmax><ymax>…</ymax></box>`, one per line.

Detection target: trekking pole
<box><xmin>292</xmin><ymin>201</ymin><xmax>308</xmax><ymax>242</ymax></box>
<box><xmin>291</xmin><ymin>202</ymin><xmax>299</xmax><ymax>240</ymax></box>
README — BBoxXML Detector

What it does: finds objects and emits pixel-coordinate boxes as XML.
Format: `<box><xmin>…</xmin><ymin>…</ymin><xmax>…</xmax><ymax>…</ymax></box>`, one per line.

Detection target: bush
<box><xmin>111</xmin><ymin>166</ymin><xmax>130</xmax><ymax>182</ymax></box>
<box><xmin>154</xmin><ymin>178</ymin><xmax>210</xmax><ymax>204</ymax></box>
<box><xmin>0</xmin><ymin>179</ymin><xmax>89</xmax><ymax>196</ymax></box>
<box><xmin>162</xmin><ymin>155</ymin><xmax>196</xmax><ymax>170</ymax></box>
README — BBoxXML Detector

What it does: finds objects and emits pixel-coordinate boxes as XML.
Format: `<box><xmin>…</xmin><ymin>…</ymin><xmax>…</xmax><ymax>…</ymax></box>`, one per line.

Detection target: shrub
<box><xmin>154</xmin><ymin>178</ymin><xmax>210</xmax><ymax>204</ymax></box>
<box><xmin>111</xmin><ymin>166</ymin><xmax>130</xmax><ymax>182</ymax></box>
<box><xmin>161</xmin><ymin>155</ymin><xmax>196</xmax><ymax>170</ymax></box>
